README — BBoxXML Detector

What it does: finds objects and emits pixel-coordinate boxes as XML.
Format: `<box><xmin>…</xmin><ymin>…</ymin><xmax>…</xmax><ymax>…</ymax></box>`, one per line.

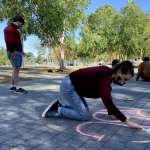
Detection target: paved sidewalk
<box><xmin>0</xmin><ymin>75</ymin><xmax>150</xmax><ymax>150</ymax></box>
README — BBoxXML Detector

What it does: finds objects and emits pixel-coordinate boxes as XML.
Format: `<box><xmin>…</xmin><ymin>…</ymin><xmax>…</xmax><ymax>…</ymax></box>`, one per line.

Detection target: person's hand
<box><xmin>12</xmin><ymin>51</ymin><xmax>17</xmax><ymax>59</ymax></box>
<box><xmin>124</xmin><ymin>119</ymin><xmax>143</xmax><ymax>129</ymax></box>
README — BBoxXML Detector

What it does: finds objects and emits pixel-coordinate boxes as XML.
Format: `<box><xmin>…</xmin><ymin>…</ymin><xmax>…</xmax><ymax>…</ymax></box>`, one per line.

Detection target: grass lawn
<box><xmin>0</xmin><ymin>66</ymin><xmax>78</xmax><ymax>84</ymax></box>
<box><xmin>0</xmin><ymin>74</ymin><xmax>35</xmax><ymax>83</ymax></box>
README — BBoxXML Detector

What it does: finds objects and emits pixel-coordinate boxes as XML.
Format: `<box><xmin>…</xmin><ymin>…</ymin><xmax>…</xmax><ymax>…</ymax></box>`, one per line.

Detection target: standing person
<box><xmin>4</xmin><ymin>15</ymin><xmax>27</xmax><ymax>94</ymax></box>
<box><xmin>42</xmin><ymin>61</ymin><xmax>143</xmax><ymax>129</ymax></box>
<box><xmin>136</xmin><ymin>56</ymin><xmax>150</xmax><ymax>81</ymax></box>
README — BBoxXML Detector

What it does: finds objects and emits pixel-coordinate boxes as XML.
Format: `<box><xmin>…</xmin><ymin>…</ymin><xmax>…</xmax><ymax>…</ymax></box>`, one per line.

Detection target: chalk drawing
<box><xmin>76</xmin><ymin>106</ymin><xmax>150</xmax><ymax>143</ymax></box>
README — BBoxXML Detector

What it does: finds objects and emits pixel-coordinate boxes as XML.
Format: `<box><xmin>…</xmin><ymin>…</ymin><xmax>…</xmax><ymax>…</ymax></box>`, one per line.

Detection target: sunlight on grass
<box><xmin>0</xmin><ymin>66</ymin><xmax>68</xmax><ymax>83</ymax></box>
<box><xmin>0</xmin><ymin>75</ymin><xmax>10</xmax><ymax>83</ymax></box>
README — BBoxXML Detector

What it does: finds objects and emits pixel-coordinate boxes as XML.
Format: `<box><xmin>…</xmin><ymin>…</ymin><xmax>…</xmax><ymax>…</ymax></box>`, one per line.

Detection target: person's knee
<box><xmin>14</xmin><ymin>68</ymin><xmax>20</xmax><ymax>73</ymax></box>
<box><xmin>79</xmin><ymin>112</ymin><xmax>91</xmax><ymax>121</ymax></box>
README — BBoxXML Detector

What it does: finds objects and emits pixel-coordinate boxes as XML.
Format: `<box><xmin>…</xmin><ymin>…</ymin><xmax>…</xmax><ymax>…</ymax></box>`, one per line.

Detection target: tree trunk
<box><xmin>59</xmin><ymin>45</ymin><xmax>65</xmax><ymax>71</ymax></box>
<box><xmin>140</xmin><ymin>49</ymin><xmax>143</xmax><ymax>59</ymax></box>
<box><xmin>53</xmin><ymin>46</ymin><xmax>65</xmax><ymax>72</ymax></box>
<box><xmin>52</xmin><ymin>32</ymin><xmax>65</xmax><ymax>72</ymax></box>
<box><xmin>109</xmin><ymin>48</ymin><xmax>113</xmax><ymax>63</ymax></box>
<box><xmin>58</xmin><ymin>32</ymin><xmax>65</xmax><ymax>71</ymax></box>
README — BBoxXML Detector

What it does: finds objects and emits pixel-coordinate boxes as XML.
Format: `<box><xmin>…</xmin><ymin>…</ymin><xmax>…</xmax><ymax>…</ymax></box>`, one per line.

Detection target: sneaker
<box><xmin>42</xmin><ymin>100</ymin><xmax>62</xmax><ymax>118</ymax></box>
<box><xmin>44</xmin><ymin>111</ymin><xmax>61</xmax><ymax>118</ymax></box>
<box><xmin>14</xmin><ymin>88</ymin><xmax>28</xmax><ymax>94</ymax></box>
<box><xmin>9</xmin><ymin>86</ymin><xmax>16</xmax><ymax>91</ymax></box>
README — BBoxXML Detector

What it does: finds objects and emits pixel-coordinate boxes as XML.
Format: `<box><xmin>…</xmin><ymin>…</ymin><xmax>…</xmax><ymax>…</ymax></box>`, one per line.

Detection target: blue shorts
<box><xmin>7</xmin><ymin>51</ymin><xmax>23</xmax><ymax>69</ymax></box>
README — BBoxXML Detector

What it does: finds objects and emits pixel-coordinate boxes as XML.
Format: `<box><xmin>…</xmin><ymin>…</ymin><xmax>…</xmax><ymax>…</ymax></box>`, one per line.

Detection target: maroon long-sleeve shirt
<box><xmin>69</xmin><ymin>66</ymin><xmax>127</xmax><ymax>122</ymax></box>
<box><xmin>4</xmin><ymin>23</ymin><xmax>23</xmax><ymax>53</ymax></box>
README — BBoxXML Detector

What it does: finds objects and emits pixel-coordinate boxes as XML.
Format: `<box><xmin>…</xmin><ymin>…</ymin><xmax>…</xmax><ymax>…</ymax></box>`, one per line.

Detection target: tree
<box><xmin>78</xmin><ymin>3</ymin><xmax>150</xmax><ymax>61</ymax></box>
<box><xmin>64</xmin><ymin>31</ymin><xmax>79</xmax><ymax>59</ymax></box>
<box><xmin>79</xmin><ymin>5</ymin><xmax>119</xmax><ymax>61</ymax></box>
<box><xmin>24</xmin><ymin>52</ymin><xmax>35</xmax><ymax>65</ymax></box>
<box><xmin>0</xmin><ymin>0</ymin><xmax>89</xmax><ymax>70</ymax></box>
<box><xmin>119</xmin><ymin>2</ymin><xmax>150</xmax><ymax>59</ymax></box>
<box><xmin>0</xmin><ymin>48</ymin><xmax>9</xmax><ymax>65</ymax></box>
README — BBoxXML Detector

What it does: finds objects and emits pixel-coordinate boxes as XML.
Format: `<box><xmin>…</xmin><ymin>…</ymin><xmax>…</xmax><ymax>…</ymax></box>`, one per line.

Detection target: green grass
<box><xmin>0</xmin><ymin>66</ymin><xmax>78</xmax><ymax>83</ymax></box>
<box><xmin>0</xmin><ymin>75</ymin><xmax>35</xmax><ymax>84</ymax></box>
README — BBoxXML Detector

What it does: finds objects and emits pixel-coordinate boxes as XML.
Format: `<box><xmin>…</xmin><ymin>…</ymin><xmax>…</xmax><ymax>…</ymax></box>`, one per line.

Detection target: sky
<box><xmin>0</xmin><ymin>0</ymin><xmax>150</xmax><ymax>56</ymax></box>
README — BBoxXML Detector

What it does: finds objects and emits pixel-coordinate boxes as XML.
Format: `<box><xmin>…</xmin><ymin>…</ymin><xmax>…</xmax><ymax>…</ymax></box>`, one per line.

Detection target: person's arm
<box><xmin>101</xmin><ymin>92</ymin><xmax>127</xmax><ymax>122</ymax></box>
<box><xmin>100</xmin><ymin>86</ymin><xmax>143</xmax><ymax>129</ymax></box>
<box><xmin>17</xmin><ymin>29</ymin><xmax>24</xmax><ymax>54</ymax></box>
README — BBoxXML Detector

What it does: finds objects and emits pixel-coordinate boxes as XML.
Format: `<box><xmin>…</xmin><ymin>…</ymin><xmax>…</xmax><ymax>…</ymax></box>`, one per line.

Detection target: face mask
<box><xmin>113</xmin><ymin>75</ymin><xmax>125</xmax><ymax>86</ymax></box>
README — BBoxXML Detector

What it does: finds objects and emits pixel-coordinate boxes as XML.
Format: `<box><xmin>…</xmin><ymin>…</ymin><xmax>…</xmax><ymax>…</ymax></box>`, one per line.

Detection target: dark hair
<box><xmin>112</xmin><ymin>59</ymin><xmax>120</xmax><ymax>67</ymax></box>
<box><xmin>113</xmin><ymin>60</ymin><xmax>134</xmax><ymax>76</ymax></box>
<box><xmin>13</xmin><ymin>15</ymin><xmax>25</xmax><ymax>24</ymax></box>
<box><xmin>143</xmin><ymin>56</ymin><xmax>149</xmax><ymax>61</ymax></box>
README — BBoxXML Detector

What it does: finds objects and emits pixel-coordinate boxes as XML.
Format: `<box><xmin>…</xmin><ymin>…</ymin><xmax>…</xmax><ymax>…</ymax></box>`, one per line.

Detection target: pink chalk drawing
<box><xmin>76</xmin><ymin>106</ymin><xmax>150</xmax><ymax>143</ymax></box>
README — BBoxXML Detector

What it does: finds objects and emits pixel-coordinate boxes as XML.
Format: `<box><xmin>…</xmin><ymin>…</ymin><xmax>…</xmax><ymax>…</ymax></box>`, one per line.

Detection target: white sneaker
<box><xmin>42</xmin><ymin>100</ymin><xmax>61</xmax><ymax>118</ymax></box>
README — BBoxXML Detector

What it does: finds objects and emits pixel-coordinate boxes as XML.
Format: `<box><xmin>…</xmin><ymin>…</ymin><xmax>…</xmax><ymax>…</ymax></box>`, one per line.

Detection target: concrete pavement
<box><xmin>0</xmin><ymin>75</ymin><xmax>150</xmax><ymax>150</ymax></box>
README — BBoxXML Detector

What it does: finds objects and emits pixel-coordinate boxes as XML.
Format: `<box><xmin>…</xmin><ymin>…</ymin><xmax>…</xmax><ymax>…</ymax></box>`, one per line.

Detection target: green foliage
<box><xmin>35</xmin><ymin>55</ymin><xmax>45</xmax><ymax>64</ymax></box>
<box><xmin>1</xmin><ymin>1</ymin><xmax>150</xmax><ymax>62</ymax></box>
<box><xmin>24</xmin><ymin>52</ymin><xmax>35</xmax><ymax>64</ymax></box>
<box><xmin>119</xmin><ymin>2</ymin><xmax>150</xmax><ymax>58</ymax></box>
<box><xmin>0</xmin><ymin>0</ymin><xmax>89</xmax><ymax>47</ymax></box>
<box><xmin>0</xmin><ymin>0</ymin><xmax>89</xmax><ymax>69</ymax></box>
<box><xmin>78</xmin><ymin>3</ymin><xmax>150</xmax><ymax>61</ymax></box>
<box><xmin>79</xmin><ymin>5</ymin><xmax>119</xmax><ymax>59</ymax></box>
<box><xmin>64</xmin><ymin>31</ymin><xmax>79</xmax><ymax>60</ymax></box>
<box><xmin>0</xmin><ymin>48</ymin><xmax>9</xmax><ymax>65</ymax></box>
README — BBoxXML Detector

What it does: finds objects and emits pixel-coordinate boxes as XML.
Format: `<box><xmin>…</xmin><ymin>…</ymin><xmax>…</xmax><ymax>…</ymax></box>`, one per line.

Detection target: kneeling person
<box><xmin>42</xmin><ymin>61</ymin><xmax>143</xmax><ymax>129</ymax></box>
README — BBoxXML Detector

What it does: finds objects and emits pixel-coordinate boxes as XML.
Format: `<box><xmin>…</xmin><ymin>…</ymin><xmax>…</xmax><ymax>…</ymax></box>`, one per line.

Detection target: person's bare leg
<box><xmin>11</xmin><ymin>68</ymin><xmax>20</xmax><ymax>86</ymax></box>
<box><xmin>12</xmin><ymin>68</ymin><xmax>27</xmax><ymax>94</ymax></box>
<box><xmin>11</xmin><ymin>69</ymin><xmax>15</xmax><ymax>86</ymax></box>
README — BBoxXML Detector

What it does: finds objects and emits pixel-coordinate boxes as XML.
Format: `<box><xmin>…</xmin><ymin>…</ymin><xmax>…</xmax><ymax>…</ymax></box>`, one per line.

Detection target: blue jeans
<box><xmin>59</xmin><ymin>75</ymin><xmax>91</xmax><ymax>121</ymax></box>
<box><xmin>7</xmin><ymin>51</ymin><xmax>23</xmax><ymax>69</ymax></box>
